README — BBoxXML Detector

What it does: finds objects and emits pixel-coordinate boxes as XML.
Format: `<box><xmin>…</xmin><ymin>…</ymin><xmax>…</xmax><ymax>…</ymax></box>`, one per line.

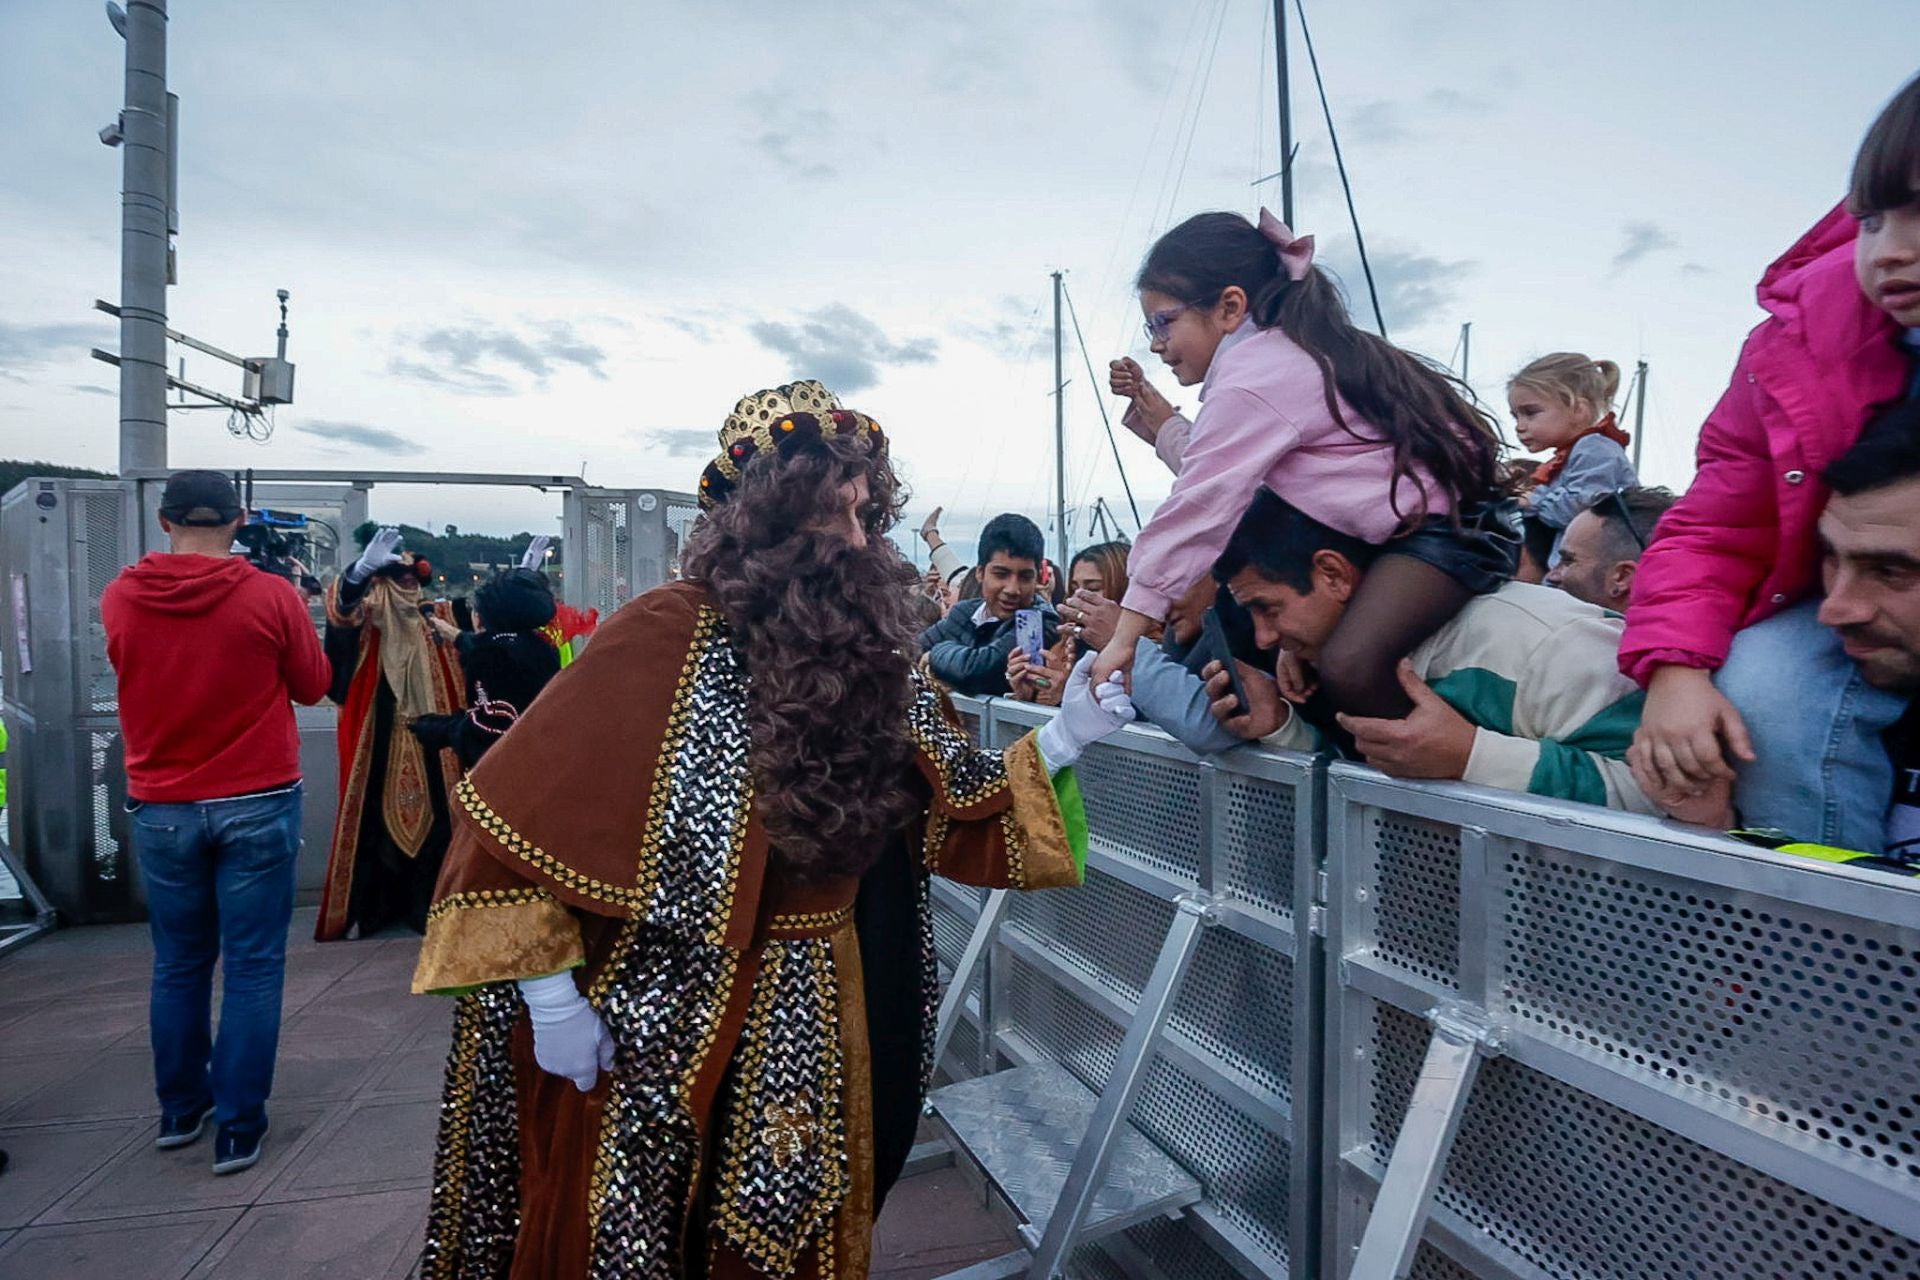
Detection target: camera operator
<box><xmin>101</xmin><ymin>469</ymin><xmax>332</xmax><ymax>1177</ymax></box>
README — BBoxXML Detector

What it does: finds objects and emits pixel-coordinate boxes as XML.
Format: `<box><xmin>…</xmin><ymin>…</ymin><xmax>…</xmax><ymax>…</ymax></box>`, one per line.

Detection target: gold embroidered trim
<box><xmin>425</xmin><ymin>886</ymin><xmax>553</xmax><ymax>924</ymax></box>
<box><xmin>767</xmin><ymin>905</ymin><xmax>854</xmax><ymax>935</ymax></box>
<box><xmin>908</xmin><ymin>673</ymin><xmax>1010</xmax><ymax>810</ymax></box>
<box><xmin>412</xmin><ymin>894</ymin><xmax>583</xmax><ymax>994</ymax></box>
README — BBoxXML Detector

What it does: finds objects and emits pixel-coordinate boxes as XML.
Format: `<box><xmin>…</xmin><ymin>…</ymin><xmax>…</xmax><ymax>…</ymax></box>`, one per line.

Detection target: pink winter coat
<box><xmin>1619</xmin><ymin>204</ymin><xmax>1910</xmax><ymax>686</ymax></box>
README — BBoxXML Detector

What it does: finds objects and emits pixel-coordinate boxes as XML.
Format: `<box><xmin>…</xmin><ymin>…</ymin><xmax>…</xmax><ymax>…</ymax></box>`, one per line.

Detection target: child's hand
<box><xmin>1629</xmin><ymin>739</ymin><xmax>1737</xmax><ymax>829</ymax></box>
<box><xmin>1634</xmin><ymin>666</ymin><xmax>1756</xmax><ymax>794</ymax></box>
<box><xmin>1006</xmin><ymin>648</ymin><xmax>1040</xmax><ymax>702</ymax></box>
<box><xmin>1274</xmin><ymin>652</ymin><xmax>1318</xmax><ymax>705</ymax></box>
<box><xmin>1109</xmin><ymin>358</ymin><xmax>1176</xmax><ymax>438</ymax></box>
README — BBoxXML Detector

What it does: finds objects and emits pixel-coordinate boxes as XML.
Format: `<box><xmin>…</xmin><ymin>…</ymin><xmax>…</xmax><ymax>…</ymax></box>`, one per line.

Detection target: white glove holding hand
<box><xmin>1036</xmin><ymin>653</ymin><xmax>1136</xmax><ymax>773</ymax></box>
<box><xmin>348</xmin><ymin>526</ymin><xmax>404</xmax><ymax>584</ymax></box>
<box><xmin>519</xmin><ymin>535</ymin><xmax>552</xmax><ymax>570</ymax></box>
<box><xmin>518</xmin><ymin>972</ymin><xmax>615</xmax><ymax>1091</ymax></box>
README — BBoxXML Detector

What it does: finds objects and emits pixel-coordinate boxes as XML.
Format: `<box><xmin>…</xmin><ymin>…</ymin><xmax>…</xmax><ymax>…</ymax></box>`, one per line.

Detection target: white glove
<box><xmin>1036</xmin><ymin>653</ymin><xmax>1136</xmax><ymax>773</ymax></box>
<box><xmin>519</xmin><ymin>535</ymin><xmax>552</xmax><ymax>570</ymax></box>
<box><xmin>518</xmin><ymin>972</ymin><xmax>615</xmax><ymax>1091</ymax></box>
<box><xmin>347</xmin><ymin>526</ymin><xmax>404</xmax><ymax>584</ymax></box>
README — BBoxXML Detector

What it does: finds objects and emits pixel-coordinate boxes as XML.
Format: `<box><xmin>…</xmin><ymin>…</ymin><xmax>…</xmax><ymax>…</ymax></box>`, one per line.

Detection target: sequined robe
<box><xmin>410</xmin><ymin>581</ymin><xmax>1088</xmax><ymax>1280</ymax></box>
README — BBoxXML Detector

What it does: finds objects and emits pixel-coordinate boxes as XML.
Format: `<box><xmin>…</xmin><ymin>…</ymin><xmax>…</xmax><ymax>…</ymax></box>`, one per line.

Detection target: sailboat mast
<box><xmin>1632</xmin><ymin>359</ymin><xmax>1649</xmax><ymax>472</ymax></box>
<box><xmin>1460</xmin><ymin>321</ymin><xmax>1472</xmax><ymax>382</ymax></box>
<box><xmin>1053</xmin><ymin>269</ymin><xmax>1068</xmax><ymax>568</ymax></box>
<box><xmin>1274</xmin><ymin>0</ymin><xmax>1294</xmax><ymax>224</ymax></box>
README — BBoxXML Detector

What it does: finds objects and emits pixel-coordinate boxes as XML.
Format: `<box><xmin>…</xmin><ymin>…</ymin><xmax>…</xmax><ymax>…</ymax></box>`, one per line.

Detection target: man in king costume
<box><xmin>320</xmin><ymin>529</ymin><xmax>465</xmax><ymax>940</ymax></box>
<box><xmin>411</xmin><ymin>381</ymin><xmax>1136</xmax><ymax>1279</ymax></box>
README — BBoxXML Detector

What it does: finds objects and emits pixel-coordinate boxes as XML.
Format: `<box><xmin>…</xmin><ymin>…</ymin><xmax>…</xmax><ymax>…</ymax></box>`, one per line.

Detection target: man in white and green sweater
<box><xmin>1203</xmin><ymin>489</ymin><xmax>1656</xmax><ymax>813</ymax></box>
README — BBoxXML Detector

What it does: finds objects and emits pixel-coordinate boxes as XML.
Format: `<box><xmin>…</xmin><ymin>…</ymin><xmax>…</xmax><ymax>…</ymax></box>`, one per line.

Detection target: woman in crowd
<box><xmin>1507</xmin><ymin>352</ymin><xmax>1638</xmax><ymax>579</ymax></box>
<box><xmin>1623</xmin><ymin>73</ymin><xmax>1920</xmax><ymax>852</ymax></box>
<box><xmin>1013</xmin><ymin>542</ymin><xmax>1134</xmax><ymax>706</ymax></box>
<box><xmin>1101</xmin><ymin>209</ymin><xmax>1516</xmax><ymax>718</ymax></box>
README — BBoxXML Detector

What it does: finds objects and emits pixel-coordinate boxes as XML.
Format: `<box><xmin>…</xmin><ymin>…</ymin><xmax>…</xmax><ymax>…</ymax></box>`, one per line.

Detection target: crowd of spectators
<box><xmin>906</xmin><ymin>71</ymin><xmax>1920</xmax><ymax>865</ymax></box>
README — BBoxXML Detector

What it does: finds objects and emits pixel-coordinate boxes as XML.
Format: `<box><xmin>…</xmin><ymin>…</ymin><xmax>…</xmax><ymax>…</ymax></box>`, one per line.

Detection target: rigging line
<box><xmin>1061</xmin><ymin>278</ymin><xmax>1144</xmax><ymax>531</ymax></box>
<box><xmin>1149</xmin><ymin>0</ymin><xmax>1229</xmax><ymax>235</ymax></box>
<box><xmin>1255</xmin><ymin>0</ymin><xmax>1270</xmax><ymax>190</ymax></box>
<box><xmin>1164</xmin><ymin>0</ymin><xmax>1235</xmax><ymax>229</ymax></box>
<box><xmin>1292</xmin><ymin>0</ymin><xmax>1387</xmax><ymax>338</ymax></box>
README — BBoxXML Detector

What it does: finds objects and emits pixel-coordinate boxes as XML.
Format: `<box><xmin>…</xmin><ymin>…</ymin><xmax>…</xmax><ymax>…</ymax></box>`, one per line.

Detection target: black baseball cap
<box><xmin>159</xmin><ymin>470</ymin><xmax>242</xmax><ymax>526</ymax></box>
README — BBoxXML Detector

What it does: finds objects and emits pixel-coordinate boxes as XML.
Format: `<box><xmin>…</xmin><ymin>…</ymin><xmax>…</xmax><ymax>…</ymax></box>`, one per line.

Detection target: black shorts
<box><xmin>1385</xmin><ymin>497</ymin><xmax>1522</xmax><ymax>596</ymax></box>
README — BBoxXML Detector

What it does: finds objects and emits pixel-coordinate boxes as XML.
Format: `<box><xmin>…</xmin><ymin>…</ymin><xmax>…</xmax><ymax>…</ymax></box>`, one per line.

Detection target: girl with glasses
<box><xmin>1095</xmin><ymin>209</ymin><xmax>1516</xmax><ymax>722</ymax></box>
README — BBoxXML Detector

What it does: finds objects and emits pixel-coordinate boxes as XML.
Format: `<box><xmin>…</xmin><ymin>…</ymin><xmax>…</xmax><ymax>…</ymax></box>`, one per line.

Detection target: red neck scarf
<box><xmin>1531</xmin><ymin>412</ymin><xmax>1632</xmax><ymax>485</ymax></box>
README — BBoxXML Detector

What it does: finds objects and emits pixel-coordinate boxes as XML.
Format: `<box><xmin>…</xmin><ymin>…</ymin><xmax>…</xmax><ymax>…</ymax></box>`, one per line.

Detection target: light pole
<box><xmin>104</xmin><ymin>0</ymin><xmax>172</xmax><ymax>475</ymax></box>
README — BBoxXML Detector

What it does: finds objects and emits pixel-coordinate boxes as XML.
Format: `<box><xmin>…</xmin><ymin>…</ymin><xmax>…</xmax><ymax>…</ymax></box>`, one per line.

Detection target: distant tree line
<box><xmin>0</xmin><ymin>460</ymin><xmax>114</xmax><ymax>495</ymax></box>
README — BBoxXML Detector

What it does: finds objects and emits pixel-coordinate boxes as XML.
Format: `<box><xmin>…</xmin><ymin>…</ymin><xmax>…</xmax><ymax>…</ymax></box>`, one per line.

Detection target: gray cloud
<box><xmin>1680</xmin><ymin>261</ymin><xmax>1713</xmax><ymax>277</ymax></box>
<box><xmin>72</xmin><ymin>383</ymin><xmax>115</xmax><ymax>397</ymax></box>
<box><xmin>745</xmin><ymin>92</ymin><xmax>840</xmax><ymax>181</ymax></box>
<box><xmin>637</xmin><ymin>428</ymin><xmax>716</xmax><ymax>458</ymax></box>
<box><xmin>1348</xmin><ymin>101</ymin><xmax>1412</xmax><ymax>146</ymax></box>
<box><xmin>0</xmin><ymin>321</ymin><xmax>112</xmax><ymax>372</ymax></box>
<box><xmin>747</xmin><ymin>304</ymin><xmax>938</xmax><ymax>394</ymax></box>
<box><xmin>953</xmin><ymin>295</ymin><xmax>1046</xmax><ymax>353</ymax></box>
<box><xmin>1611</xmin><ymin>221</ymin><xmax>1678</xmax><ymax>273</ymax></box>
<box><xmin>298</xmin><ymin>419</ymin><xmax>422</xmax><ymax>454</ymax></box>
<box><xmin>388</xmin><ymin>320</ymin><xmax>609</xmax><ymax>396</ymax></box>
<box><xmin>1320</xmin><ymin>243</ymin><xmax>1475</xmax><ymax>332</ymax></box>
<box><xmin>1343</xmin><ymin>88</ymin><xmax>1495</xmax><ymax>147</ymax></box>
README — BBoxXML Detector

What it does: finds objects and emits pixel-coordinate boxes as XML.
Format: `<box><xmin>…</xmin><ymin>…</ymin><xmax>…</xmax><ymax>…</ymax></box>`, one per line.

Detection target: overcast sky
<box><xmin>3</xmin><ymin>1</ymin><xmax>1916</xmax><ymax>563</ymax></box>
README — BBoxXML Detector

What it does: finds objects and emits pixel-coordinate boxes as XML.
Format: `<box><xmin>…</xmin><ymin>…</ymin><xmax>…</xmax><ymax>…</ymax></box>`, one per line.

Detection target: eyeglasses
<box><xmin>1595</xmin><ymin>487</ymin><xmax>1648</xmax><ymax>552</ymax></box>
<box><xmin>1142</xmin><ymin>305</ymin><xmax>1192</xmax><ymax>344</ymax></box>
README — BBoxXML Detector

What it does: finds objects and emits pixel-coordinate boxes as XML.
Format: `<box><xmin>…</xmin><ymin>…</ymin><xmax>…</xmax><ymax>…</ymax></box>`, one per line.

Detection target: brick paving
<box><xmin>0</xmin><ymin>908</ymin><xmax>1014</xmax><ymax>1278</ymax></box>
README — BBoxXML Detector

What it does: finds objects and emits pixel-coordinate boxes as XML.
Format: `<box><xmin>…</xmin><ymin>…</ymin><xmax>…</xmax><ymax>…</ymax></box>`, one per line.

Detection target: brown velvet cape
<box><xmin>411</xmin><ymin>580</ymin><xmax>1083</xmax><ymax>1280</ymax></box>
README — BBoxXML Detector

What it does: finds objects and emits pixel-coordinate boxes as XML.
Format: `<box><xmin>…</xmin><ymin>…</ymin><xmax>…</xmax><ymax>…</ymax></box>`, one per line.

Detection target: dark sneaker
<box><xmin>211</xmin><ymin>1120</ymin><xmax>270</xmax><ymax>1175</ymax></box>
<box><xmin>156</xmin><ymin>1101</ymin><xmax>215</xmax><ymax>1150</ymax></box>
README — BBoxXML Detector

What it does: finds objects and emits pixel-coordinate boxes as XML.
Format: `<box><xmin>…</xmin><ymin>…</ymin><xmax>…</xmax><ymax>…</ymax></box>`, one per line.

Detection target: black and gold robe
<box><xmin>411</xmin><ymin>580</ymin><xmax>1088</xmax><ymax>1280</ymax></box>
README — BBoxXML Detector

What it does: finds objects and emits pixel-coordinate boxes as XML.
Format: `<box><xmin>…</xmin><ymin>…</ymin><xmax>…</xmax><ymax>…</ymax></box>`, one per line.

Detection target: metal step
<box><xmin>927</xmin><ymin>1062</ymin><xmax>1202</xmax><ymax>1247</ymax></box>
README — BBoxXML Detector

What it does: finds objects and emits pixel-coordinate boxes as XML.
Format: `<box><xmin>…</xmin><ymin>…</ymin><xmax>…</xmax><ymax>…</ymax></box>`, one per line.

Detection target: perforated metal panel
<box><xmin>89</xmin><ymin>731</ymin><xmax>123</xmax><ymax>884</ymax></box>
<box><xmin>1408</xmin><ymin>1243</ymin><xmax>1483</xmax><ymax>1280</ymax></box>
<box><xmin>1217</xmin><ymin>769</ymin><xmax>1298</xmax><ymax>924</ymax></box>
<box><xmin>1366</xmin><ymin>811</ymin><xmax>1461</xmax><ymax>990</ymax></box>
<box><xmin>1071</xmin><ymin>741</ymin><xmax>1204</xmax><ymax>883</ymax></box>
<box><xmin>77</xmin><ymin>491</ymin><xmax>127</xmax><ymax>714</ymax></box>
<box><xmin>664</xmin><ymin>498</ymin><xmax>700</xmax><ymax>580</ymax></box>
<box><xmin>1328</xmin><ymin>766</ymin><xmax>1920</xmax><ymax>1280</ymax></box>
<box><xmin>1497</xmin><ymin>844</ymin><xmax>1920</xmax><ymax>1185</ymax></box>
<box><xmin>1363</xmin><ymin>997</ymin><xmax>1920</xmax><ymax>1279</ymax></box>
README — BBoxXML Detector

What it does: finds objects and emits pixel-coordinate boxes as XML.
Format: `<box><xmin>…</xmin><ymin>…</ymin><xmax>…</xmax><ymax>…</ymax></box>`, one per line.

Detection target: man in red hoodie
<box><xmin>102</xmin><ymin>470</ymin><xmax>331</xmax><ymax>1176</ymax></box>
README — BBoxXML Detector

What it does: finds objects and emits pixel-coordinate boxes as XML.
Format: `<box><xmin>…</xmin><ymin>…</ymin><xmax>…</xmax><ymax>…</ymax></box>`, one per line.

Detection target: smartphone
<box><xmin>1201</xmin><ymin>607</ymin><xmax>1250</xmax><ymax>718</ymax></box>
<box><xmin>1013</xmin><ymin>608</ymin><xmax>1050</xmax><ymax>688</ymax></box>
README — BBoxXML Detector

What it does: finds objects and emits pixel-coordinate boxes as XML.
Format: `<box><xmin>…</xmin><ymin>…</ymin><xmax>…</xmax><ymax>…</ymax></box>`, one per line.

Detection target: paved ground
<box><xmin>0</xmin><ymin>908</ymin><xmax>1015</xmax><ymax>1278</ymax></box>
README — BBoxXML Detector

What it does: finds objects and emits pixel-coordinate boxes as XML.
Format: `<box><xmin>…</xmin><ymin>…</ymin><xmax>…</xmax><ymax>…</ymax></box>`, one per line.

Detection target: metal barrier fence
<box><xmin>934</xmin><ymin>696</ymin><xmax>1920</xmax><ymax>1280</ymax></box>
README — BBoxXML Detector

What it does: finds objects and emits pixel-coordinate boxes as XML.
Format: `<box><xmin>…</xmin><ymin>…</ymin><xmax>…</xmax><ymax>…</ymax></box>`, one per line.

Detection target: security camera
<box><xmin>99</xmin><ymin>119</ymin><xmax>125</xmax><ymax>147</ymax></box>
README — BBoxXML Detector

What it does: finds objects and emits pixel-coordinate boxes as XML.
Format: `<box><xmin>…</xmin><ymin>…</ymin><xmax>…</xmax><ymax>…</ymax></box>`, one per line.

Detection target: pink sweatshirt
<box><xmin>1120</xmin><ymin>324</ymin><xmax>1446</xmax><ymax>619</ymax></box>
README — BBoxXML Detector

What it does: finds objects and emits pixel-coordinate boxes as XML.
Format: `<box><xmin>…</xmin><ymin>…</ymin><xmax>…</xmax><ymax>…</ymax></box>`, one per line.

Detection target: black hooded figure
<box><xmin>409</xmin><ymin>567</ymin><xmax>563</xmax><ymax>770</ymax></box>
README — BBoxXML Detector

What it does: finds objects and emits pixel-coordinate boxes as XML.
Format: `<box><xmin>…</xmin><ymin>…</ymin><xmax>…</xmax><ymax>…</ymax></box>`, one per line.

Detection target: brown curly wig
<box><xmin>682</xmin><ymin>431</ymin><xmax>926</xmax><ymax>883</ymax></box>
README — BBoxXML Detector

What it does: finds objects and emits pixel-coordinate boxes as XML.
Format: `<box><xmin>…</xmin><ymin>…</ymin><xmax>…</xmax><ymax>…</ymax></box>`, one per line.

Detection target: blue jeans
<box><xmin>1716</xmin><ymin>603</ymin><xmax>1904</xmax><ymax>852</ymax></box>
<box><xmin>131</xmin><ymin>784</ymin><xmax>302</xmax><ymax>1135</ymax></box>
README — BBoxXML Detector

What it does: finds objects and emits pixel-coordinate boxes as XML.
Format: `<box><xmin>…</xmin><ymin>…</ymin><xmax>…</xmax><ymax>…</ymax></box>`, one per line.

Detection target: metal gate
<box><xmin>560</xmin><ymin>487</ymin><xmax>701</xmax><ymax>616</ymax></box>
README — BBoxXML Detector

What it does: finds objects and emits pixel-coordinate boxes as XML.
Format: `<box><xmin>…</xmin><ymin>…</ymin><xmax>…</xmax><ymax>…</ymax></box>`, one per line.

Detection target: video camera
<box><xmin>235</xmin><ymin>508</ymin><xmax>325</xmax><ymax>594</ymax></box>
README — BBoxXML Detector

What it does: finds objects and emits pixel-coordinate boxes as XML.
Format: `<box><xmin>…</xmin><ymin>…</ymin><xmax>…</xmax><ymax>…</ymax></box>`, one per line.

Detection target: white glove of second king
<box><xmin>347</xmin><ymin>526</ymin><xmax>404</xmax><ymax>584</ymax></box>
<box><xmin>1036</xmin><ymin>653</ymin><xmax>1137</xmax><ymax>774</ymax></box>
<box><xmin>518</xmin><ymin>972</ymin><xmax>615</xmax><ymax>1091</ymax></box>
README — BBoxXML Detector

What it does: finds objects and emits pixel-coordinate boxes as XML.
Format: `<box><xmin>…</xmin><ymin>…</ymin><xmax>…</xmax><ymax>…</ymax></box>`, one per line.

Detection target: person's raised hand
<box><xmin>1109</xmin><ymin>358</ymin><xmax>1176</xmax><ymax>439</ymax></box>
<box><xmin>1335</xmin><ymin>662</ymin><xmax>1475</xmax><ymax>780</ymax></box>
<box><xmin>1634</xmin><ymin>666</ymin><xmax>1754</xmax><ymax>795</ymax></box>
<box><xmin>1203</xmin><ymin>659</ymin><xmax>1287</xmax><ymax>740</ymax></box>
<box><xmin>1062</xmin><ymin>589</ymin><xmax>1122</xmax><ymax>651</ymax></box>
<box><xmin>1007</xmin><ymin>647</ymin><xmax>1040</xmax><ymax>701</ymax></box>
<box><xmin>348</xmin><ymin>526</ymin><xmax>404</xmax><ymax>584</ymax></box>
<box><xmin>919</xmin><ymin>506</ymin><xmax>944</xmax><ymax>547</ymax></box>
<box><xmin>518</xmin><ymin>534</ymin><xmax>552</xmax><ymax>569</ymax></box>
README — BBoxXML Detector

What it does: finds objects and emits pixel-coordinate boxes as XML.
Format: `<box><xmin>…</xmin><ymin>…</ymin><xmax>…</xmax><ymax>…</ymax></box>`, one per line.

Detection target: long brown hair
<box><xmin>682</xmin><ymin>433</ymin><xmax>925</xmax><ymax>883</ymax></box>
<box><xmin>1138</xmin><ymin>211</ymin><xmax>1504</xmax><ymax>526</ymax></box>
<box><xmin>1069</xmin><ymin>541</ymin><xmax>1132</xmax><ymax>601</ymax></box>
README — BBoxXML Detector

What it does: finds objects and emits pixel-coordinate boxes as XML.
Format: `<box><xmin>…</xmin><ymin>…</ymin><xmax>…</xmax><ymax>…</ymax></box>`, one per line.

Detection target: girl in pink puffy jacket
<box><xmin>1624</xmin><ymin>74</ymin><xmax>1920</xmax><ymax>851</ymax></box>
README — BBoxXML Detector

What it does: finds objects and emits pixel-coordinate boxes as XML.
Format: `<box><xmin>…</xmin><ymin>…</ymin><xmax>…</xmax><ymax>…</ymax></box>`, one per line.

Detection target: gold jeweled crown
<box><xmin>697</xmin><ymin>380</ymin><xmax>886</xmax><ymax>510</ymax></box>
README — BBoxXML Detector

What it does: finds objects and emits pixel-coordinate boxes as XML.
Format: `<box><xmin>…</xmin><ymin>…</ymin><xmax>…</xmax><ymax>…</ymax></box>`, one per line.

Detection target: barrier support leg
<box><xmin>1024</xmin><ymin>891</ymin><xmax>1219</xmax><ymax>1278</ymax></box>
<box><xmin>932</xmin><ymin>889</ymin><xmax>1011</xmax><ymax>1076</ymax></box>
<box><xmin>1347</xmin><ymin>1005</ymin><xmax>1505</xmax><ymax>1280</ymax></box>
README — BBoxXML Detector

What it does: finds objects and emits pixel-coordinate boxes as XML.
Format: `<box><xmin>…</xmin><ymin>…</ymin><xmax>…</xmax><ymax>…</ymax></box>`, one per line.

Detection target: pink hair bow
<box><xmin>1257</xmin><ymin>207</ymin><xmax>1315</xmax><ymax>282</ymax></box>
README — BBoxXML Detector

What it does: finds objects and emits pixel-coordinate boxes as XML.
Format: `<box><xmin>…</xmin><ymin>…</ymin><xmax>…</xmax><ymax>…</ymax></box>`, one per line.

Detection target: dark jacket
<box><xmin>410</xmin><ymin>629</ymin><xmax>562</xmax><ymax>770</ymax></box>
<box><xmin>918</xmin><ymin>598</ymin><xmax>1060</xmax><ymax>697</ymax></box>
